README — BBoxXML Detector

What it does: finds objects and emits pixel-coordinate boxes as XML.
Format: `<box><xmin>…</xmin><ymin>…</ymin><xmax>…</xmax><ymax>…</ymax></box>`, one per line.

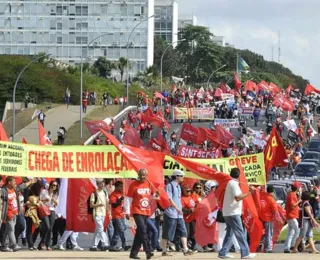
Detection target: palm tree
<box><xmin>115</xmin><ymin>57</ymin><xmax>130</xmax><ymax>82</ymax></box>
<box><xmin>137</xmin><ymin>66</ymin><xmax>159</xmax><ymax>88</ymax></box>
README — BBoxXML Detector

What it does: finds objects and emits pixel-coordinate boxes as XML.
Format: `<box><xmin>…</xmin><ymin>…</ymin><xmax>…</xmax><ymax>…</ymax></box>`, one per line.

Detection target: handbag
<box><xmin>38</xmin><ymin>204</ymin><xmax>51</xmax><ymax>218</ymax></box>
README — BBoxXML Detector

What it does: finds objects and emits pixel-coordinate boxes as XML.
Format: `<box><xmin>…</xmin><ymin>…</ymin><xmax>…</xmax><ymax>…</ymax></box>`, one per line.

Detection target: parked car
<box><xmin>307</xmin><ymin>140</ymin><xmax>320</xmax><ymax>152</ymax></box>
<box><xmin>302</xmin><ymin>158</ymin><xmax>320</xmax><ymax>168</ymax></box>
<box><xmin>294</xmin><ymin>162</ymin><xmax>320</xmax><ymax>178</ymax></box>
<box><xmin>302</xmin><ymin>151</ymin><xmax>320</xmax><ymax>161</ymax></box>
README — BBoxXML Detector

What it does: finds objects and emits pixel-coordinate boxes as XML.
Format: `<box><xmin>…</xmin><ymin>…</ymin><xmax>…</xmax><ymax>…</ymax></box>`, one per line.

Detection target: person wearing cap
<box><xmin>218</xmin><ymin>168</ymin><xmax>256</xmax><ymax>259</ymax></box>
<box><xmin>284</xmin><ymin>181</ymin><xmax>302</xmax><ymax>253</ymax></box>
<box><xmin>161</xmin><ymin>170</ymin><xmax>193</xmax><ymax>257</ymax></box>
<box><xmin>89</xmin><ymin>178</ymin><xmax>110</xmax><ymax>251</ymax></box>
<box><xmin>259</xmin><ymin>185</ymin><xmax>278</xmax><ymax>253</ymax></box>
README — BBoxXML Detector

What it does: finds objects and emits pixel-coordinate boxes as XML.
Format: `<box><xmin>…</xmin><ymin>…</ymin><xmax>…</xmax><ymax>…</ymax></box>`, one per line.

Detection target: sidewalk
<box><xmin>0</xmin><ymin>251</ymin><xmax>317</xmax><ymax>260</ymax></box>
<box><xmin>14</xmin><ymin>105</ymin><xmax>95</xmax><ymax>144</ymax></box>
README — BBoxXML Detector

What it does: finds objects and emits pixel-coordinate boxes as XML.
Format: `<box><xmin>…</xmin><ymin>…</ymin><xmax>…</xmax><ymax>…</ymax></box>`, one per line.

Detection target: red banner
<box><xmin>177</xmin><ymin>145</ymin><xmax>219</xmax><ymax>159</ymax></box>
<box><xmin>272</xmin><ymin>205</ymin><xmax>286</xmax><ymax>247</ymax></box>
<box><xmin>38</xmin><ymin>120</ymin><xmax>52</xmax><ymax>146</ymax></box>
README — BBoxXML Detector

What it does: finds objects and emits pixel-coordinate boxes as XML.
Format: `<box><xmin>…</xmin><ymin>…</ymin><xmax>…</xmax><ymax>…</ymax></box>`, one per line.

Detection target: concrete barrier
<box><xmin>2</xmin><ymin>101</ymin><xmax>37</xmax><ymax>122</ymax></box>
<box><xmin>84</xmin><ymin>105</ymin><xmax>137</xmax><ymax>145</ymax></box>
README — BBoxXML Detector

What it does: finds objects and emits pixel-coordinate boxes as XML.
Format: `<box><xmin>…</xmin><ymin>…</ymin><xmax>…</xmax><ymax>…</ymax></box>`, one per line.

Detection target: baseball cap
<box><xmin>172</xmin><ymin>169</ymin><xmax>185</xmax><ymax>177</ymax></box>
<box><xmin>96</xmin><ymin>178</ymin><xmax>104</xmax><ymax>184</ymax></box>
<box><xmin>205</xmin><ymin>180</ymin><xmax>218</xmax><ymax>191</ymax></box>
<box><xmin>292</xmin><ymin>181</ymin><xmax>303</xmax><ymax>188</ymax></box>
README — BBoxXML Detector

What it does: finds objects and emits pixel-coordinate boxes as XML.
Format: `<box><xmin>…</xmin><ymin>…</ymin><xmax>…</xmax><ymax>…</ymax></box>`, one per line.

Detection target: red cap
<box><xmin>292</xmin><ymin>181</ymin><xmax>303</xmax><ymax>188</ymax></box>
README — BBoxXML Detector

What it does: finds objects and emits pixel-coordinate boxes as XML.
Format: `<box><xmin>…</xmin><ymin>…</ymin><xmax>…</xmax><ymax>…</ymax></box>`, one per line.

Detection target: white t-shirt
<box><xmin>222</xmin><ymin>179</ymin><xmax>243</xmax><ymax>217</ymax></box>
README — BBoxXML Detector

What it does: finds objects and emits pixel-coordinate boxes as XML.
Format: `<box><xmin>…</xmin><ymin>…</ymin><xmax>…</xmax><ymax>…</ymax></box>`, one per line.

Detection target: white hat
<box><xmin>205</xmin><ymin>180</ymin><xmax>218</xmax><ymax>191</ymax></box>
<box><xmin>172</xmin><ymin>169</ymin><xmax>185</xmax><ymax>177</ymax></box>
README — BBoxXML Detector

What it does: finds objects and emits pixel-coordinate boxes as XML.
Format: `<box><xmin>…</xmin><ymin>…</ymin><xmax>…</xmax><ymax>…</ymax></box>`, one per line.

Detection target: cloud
<box><xmin>179</xmin><ymin>0</ymin><xmax>320</xmax><ymax>87</ymax></box>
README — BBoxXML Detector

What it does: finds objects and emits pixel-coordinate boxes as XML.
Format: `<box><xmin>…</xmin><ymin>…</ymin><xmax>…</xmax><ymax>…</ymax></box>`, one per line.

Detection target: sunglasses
<box><xmin>195</xmin><ymin>187</ymin><xmax>201</xmax><ymax>189</ymax></box>
<box><xmin>52</xmin><ymin>184</ymin><xmax>57</xmax><ymax>187</ymax></box>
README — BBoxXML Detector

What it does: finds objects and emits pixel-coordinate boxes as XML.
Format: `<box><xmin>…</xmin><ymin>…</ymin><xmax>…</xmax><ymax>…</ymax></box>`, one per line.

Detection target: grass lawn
<box><xmin>278</xmin><ymin>226</ymin><xmax>320</xmax><ymax>242</ymax></box>
<box><xmin>63</xmin><ymin>105</ymin><xmax>121</xmax><ymax>145</ymax></box>
<box><xmin>3</xmin><ymin>103</ymin><xmax>60</xmax><ymax>137</ymax></box>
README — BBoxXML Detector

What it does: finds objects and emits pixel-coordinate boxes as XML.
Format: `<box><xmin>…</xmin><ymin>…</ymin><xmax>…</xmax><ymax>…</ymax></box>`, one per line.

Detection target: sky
<box><xmin>179</xmin><ymin>0</ymin><xmax>319</xmax><ymax>88</ymax></box>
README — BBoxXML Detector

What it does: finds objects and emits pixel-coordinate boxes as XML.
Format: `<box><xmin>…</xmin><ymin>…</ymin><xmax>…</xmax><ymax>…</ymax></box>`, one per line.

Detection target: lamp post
<box><xmin>12</xmin><ymin>53</ymin><xmax>51</xmax><ymax>141</ymax></box>
<box><xmin>160</xmin><ymin>39</ymin><xmax>186</xmax><ymax>96</ymax></box>
<box><xmin>126</xmin><ymin>14</ymin><xmax>155</xmax><ymax>106</ymax></box>
<box><xmin>206</xmin><ymin>64</ymin><xmax>227</xmax><ymax>88</ymax></box>
<box><xmin>80</xmin><ymin>32</ymin><xmax>113</xmax><ymax>139</ymax></box>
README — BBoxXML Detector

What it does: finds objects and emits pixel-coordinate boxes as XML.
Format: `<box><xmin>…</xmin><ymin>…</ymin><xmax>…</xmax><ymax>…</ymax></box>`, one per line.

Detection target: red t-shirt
<box><xmin>181</xmin><ymin>195</ymin><xmax>196</xmax><ymax>222</ymax></box>
<box><xmin>260</xmin><ymin>192</ymin><xmax>278</xmax><ymax>222</ymax></box>
<box><xmin>127</xmin><ymin>181</ymin><xmax>155</xmax><ymax>216</ymax></box>
<box><xmin>7</xmin><ymin>189</ymin><xmax>18</xmax><ymax>219</ymax></box>
<box><xmin>191</xmin><ymin>193</ymin><xmax>202</xmax><ymax>204</ymax></box>
<box><xmin>286</xmin><ymin>192</ymin><xmax>299</xmax><ymax>219</ymax></box>
<box><xmin>109</xmin><ymin>191</ymin><xmax>125</xmax><ymax>219</ymax></box>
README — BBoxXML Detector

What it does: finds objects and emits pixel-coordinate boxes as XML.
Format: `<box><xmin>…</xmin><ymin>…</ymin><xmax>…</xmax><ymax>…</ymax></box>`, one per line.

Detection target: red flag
<box><xmin>22</xmin><ymin>137</ymin><xmax>28</xmax><ymax>144</ymax></box>
<box><xmin>264</xmin><ymin>127</ymin><xmax>288</xmax><ymax>178</ymax></box>
<box><xmin>244</xmin><ymin>80</ymin><xmax>257</xmax><ymax>92</ymax></box>
<box><xmin>198</xmin><ymin>127</ymin><xmax>229</xmax><ymax>148</ymax></box>
<box><xmin>148</xmin><ymin>131</ymin><xmax>170</xmax><ymax>153</ymax></box>
<box><xmin>123</xmin><ymin>126</ymin><xmax>144</xmax><ymax>148</ymax></box>
<box><xmin>304</xmin><ymin>83</ymin><xmax>320</xmax><ymax>95</ymax></box>
<box><xmin>38</xmin><ymin>121</ymin><xmax>52</xmax><ymax>145</ymax></box>
<box><xmin>272</xmin><ymin>204</ymin><xmax>286</xmax><ymax>247</ymax></box>
<box><xmin>194</xmin><ymin>191</ymin><xmax>219</xmax><ymax>247</ymax></box>
<box><xmin>285</xmin><ymin>85</ymin><xmax>293</xmax><ymax>95</ymax></box>
<box><xmin>212</xmin><ymin>125</ymin><xmax>234</xmax><ymax>146</ymax></box>
<box><xmin>273</xmin><ymin>93</ymin><xmax>294</xmax><ymax>111</ymax></box>
<box><xmin>180</xmin><ymin>123</ymin><xmax>199</xmax><ymax>144</ymax></box>
<box><xmin>101</xmin><ymin>129</ymin><xmax>170</xmax><ymax>209</ymax></box>
<box><xmin>66</xmin><ymin>179</ymin><xmax>110</xmax><ymax>232</ymax></box>
<box><xmin>234</xmin><ymin>72</ymin><xmax>242</xmax><ymax>91</ymax></box>
<box><xmin>237</xmin><ymin>159</ymin><xmax>264</xmax><ymax>253</ymax></box>
<box><xmin>141</xmin><ymin>113</ymin><xmax>164</xmax><ymax>129</ymax></box>
<box><xmin>257</xmin><ymin>80</ymin><xmax>269</xmax><ymax>92</ymax></box>
<box><xmin>214</xmin><ymin>88</ymin><xmax>223</xmax><ymax>98</ymax></box>
<box><xmin>85</xmin><ymin>120</ymin><xmax>110</xmax><ymax>135</ymax></box>
<box><xmin>154</xmin><ymin>91</ymin><xmax>165</xmax><ymax>100</ymax></box>
<box><xmin>0</xmin><ymin>122</ymin><xmax>9</xmax><ymax>141</ymax></box>
<box><xmin>220</xmin><ymin>82</ymin><xmax>229</xmax><ymax>93</ymax></box>
<box><xmin>155</xmin><ymin>110</ymin><xmax>171</xmax><ymax>130</ymax></box>
<box><xmin>269</xmin><ymin>82</ymin><xmax>280</xmax><ymax>93</ymax></box>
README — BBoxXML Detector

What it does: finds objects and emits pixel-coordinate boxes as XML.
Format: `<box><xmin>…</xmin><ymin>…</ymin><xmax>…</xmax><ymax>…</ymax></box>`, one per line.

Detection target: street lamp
<box><xmin>160</xmin><ymin>39</ymin><xmax>186</xmax><ymax>96</ymax></box>
<box><xmin>126</xmin><ymin>14</ymin><xmax>155</xmax><ymax>106</ymax></box>
<box><xmin>206</xmin><ymin>64</ymin><xmax>227</xmax><ymax>88</ymax></box>
<box><xmin>12</xmin><ymin>53</ymin><xmax>51</xmax><ymax>141</ymax></box>
<box><xmin>80</xmin><ymin>32</ymin><xmax>113</xmax><ymax>139</ymax></box>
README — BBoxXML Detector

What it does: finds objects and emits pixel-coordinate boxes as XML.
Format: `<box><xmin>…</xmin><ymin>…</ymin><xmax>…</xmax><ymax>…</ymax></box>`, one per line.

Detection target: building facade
<box><xmin>154</xmin><ymin>0</ymin><xmax>178</xmax><ymax>46</ymax></box>
<box><xmin>178</xmin><ymin>14</ymin><xmax>197</xmax><ymax>40</ymax></box>
<box><xmin>0</xmin><ymin>0</ymin><xmax>155</xmax><ymax>76</ymax></box>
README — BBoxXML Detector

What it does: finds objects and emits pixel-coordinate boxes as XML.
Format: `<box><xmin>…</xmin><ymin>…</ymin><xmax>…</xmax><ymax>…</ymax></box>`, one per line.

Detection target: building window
<box><xmin>57</xmin><ymin>23</ymin><xmax>62</xmax><ymax>30</ymax></box>
<box><xmin>76</xmin><ymin>36</ymin><xmax>88</xmax><ymax>44</ymax></box>
<box><xmin>56</xmin><ymin>6</ymin><xmax>63</xmax><ymax>15</ymax></box>
<box><xmin>76</xmin><ymin>6</ymin><xmax>88</xmax><ymax>16</ymax></box>
<box><xmin>57</xmin><ymin>36</ymin><xmax>62</xmax><ymax>44</ymax></box>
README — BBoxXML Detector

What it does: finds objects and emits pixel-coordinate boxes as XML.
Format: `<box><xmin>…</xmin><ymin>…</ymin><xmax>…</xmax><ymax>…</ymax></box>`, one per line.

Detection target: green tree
<box><xmin>92</xmin><ymin>57</ymin><xmax>114</xmax><ymax>78</ymax></box>
<box><xmin>136</xmin><ymin>66</ymin><xmax>159</xmax><ymax>88</ymax></box>
<box><xmin>114</xmin><ymin>57</ymin><xmax>130</xmax><ymax>82</ymax></box>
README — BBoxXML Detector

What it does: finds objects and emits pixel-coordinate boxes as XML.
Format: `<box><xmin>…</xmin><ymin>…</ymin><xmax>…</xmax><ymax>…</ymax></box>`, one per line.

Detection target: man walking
<box><xmin>125</xmin><ymin>169</ymin><xmax>156</xmax><ymax>259</ymax></box>
<box><xmin>38</xmin><ymin>110</ymin><xmax>46</xmax><ymax>126</ymax></box>
<box><xmin>284</xmin><ymin>181</ymin><xmax>302</xmax><ymax>253</ymax></box>
<box><xmin>1</xmin><ymin>177</ymin><xmax>35</xmax><ymax>252</ymax></box>
<box><xmin>161</xmin><ymin>170</ymin><xmax>194</xmax><ymax>257</ymax></box>
<box><xmin>260</xmin><ymin>185</ymin><xmax>278</xmax><ymax>253</ymax></box>
<box><xmin>218</xmin><ymin>168</ymin><xmax>256</xmax><ymax>259</ymax></box>
<box><xmin>89</xmin><ymin>179</ymin><xmax>110</xmax><ymax>251</ymax></box>
<box><xmin>109</xmin><ymin>181</ymin><xmax>130</xmax><ymax>252</ymax></box>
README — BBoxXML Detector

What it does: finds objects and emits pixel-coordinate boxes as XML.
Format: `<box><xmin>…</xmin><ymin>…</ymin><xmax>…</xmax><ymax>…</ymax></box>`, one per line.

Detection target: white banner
<box><xmin>221</xmin><ymin>93</ymin><xmax>235</xmax><ymax>101</ymax></box>
<box><xmin>31</xmin><ymin>109</ymin><xmax>41</xmax><ymax>120</ymax></box>
<box><xmin>214</xmin><ymin>119</ymin><xmax>239</xmax><ymax>128</ymax></box>
<box><xmin>283</xmin><ymin>119</ymin><xmax>297</xmax><ymax>132</ymax></box>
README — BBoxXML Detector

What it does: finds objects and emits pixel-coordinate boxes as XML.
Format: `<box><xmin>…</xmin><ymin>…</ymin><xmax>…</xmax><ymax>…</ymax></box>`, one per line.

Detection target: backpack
<box><xmin>87</xmin><ymin>190</ymin><xmax>107</xmax><ymax>215</ymax></box>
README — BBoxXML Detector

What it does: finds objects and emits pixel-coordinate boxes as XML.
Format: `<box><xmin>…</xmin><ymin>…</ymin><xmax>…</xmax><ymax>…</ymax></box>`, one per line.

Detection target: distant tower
<box><xmin>278</xmin><ymin>31</ymin><xmax>281</xmax><ymax>63</ymax></box>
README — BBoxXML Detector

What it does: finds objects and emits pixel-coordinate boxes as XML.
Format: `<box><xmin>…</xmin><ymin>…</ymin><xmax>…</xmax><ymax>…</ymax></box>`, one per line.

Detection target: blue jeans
<box><xmin>110</xmin><ymin>218</ymin><xmax>127</xmax><ymax>249</ymax></box>
<box><xmin>262</xmin><ymin>221</ymin><xmax>273</xmax><ymax>251</ymax></box>
<box><xmin>107</xmin><ymin>221</ymin><xmax>114</xmax><ymax>242</ymax></box>
<box><xmin>147</xmin><ymin>218</ymin><xmax>159</xmax><ymax>250</ymax></box>
<box><xmin>218</xmin><ymin>215</ymin><xmax>250</xmax><ymax>258</ymax></box>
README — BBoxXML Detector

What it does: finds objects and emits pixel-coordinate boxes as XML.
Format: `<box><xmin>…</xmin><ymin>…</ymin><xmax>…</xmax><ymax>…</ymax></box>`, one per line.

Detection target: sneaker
<box><xmin>22</xmin><ymin>238</ymin><xmax>27</xmax><ymax>246</ymax></box>
<box><xmin>242</xmin><ymin>253</ymin><xmax>256</xmax><ymax>259</ymax></box>
<box><xmin>29</xmin><ymin>246</ymin><xmax>38</xmax><ymax>251</ymax></box>
<box><xmin>124</xmin><ymin>245</ymin><xmax>132</xmax><ymax>251</ymax></box>
<box><xmin>2</xmin><ymin>247</ymin><xmax>13</xmax><ymax>252</ymax></box>
<box><xmin>162</xmin><ymin>251</ymin><xmax>172</xmax><ymax>257</ymax></box>
<box><xmin>58</xmin><ymin>245</ymin><xmax>65</xmax><ymax>251</ymax></box>
<box><xmin>100</xmin><ymin>246</ymin><xmax>109</xmax><ymax>251</ymax></box>
<box><xmin>12</xmin><ymin>246</ymin><xmax>21</xmax><ymax>252</ymax></box>
<box><xmin>168</xmin><ymin>242</ymin><xmax>176</xmax><ymax>252</ymax></box>
<box><xmin>147</xmin><ymin>252</ymin><xmax>154</xmax><ymax>259</ymax></box>
<box><xmin>284</xmin><ymin>250</ymin><xmax>291</xmax><ymax>253</ymax></box>
<box><xmin>73</xmin><ymin>246</ymin><xmax>84</xmax><ymax>251</ymax></box>
<box><xmin>183</xmin><ymin>249</ymin><xmax>194</xmax><ymax>256</ymax></box>
<box><xmin>89</xmin><ymin>247</ymin><xmax>98</xmax><ymax>251</ymax></box>
<box><xmin>129</xmin><ymin>255</ymin><xmax>141</xmax><ymax>260</ymax></box>
<box><xmin>218</xmin><ymin>255</ymin><xmax>234</xmax><ymax>259</ymax></box>
<box><xmin>193</xmin><ymin>249</ymin><xmax>198</xmax><ymax>253</ymax></box>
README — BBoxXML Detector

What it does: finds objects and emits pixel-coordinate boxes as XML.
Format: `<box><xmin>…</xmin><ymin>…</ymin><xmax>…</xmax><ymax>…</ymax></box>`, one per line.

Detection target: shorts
<box><xmin>162</xmin><ymin>214</ymin><xmax>187</xmax><ymax>241</ymax></box>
